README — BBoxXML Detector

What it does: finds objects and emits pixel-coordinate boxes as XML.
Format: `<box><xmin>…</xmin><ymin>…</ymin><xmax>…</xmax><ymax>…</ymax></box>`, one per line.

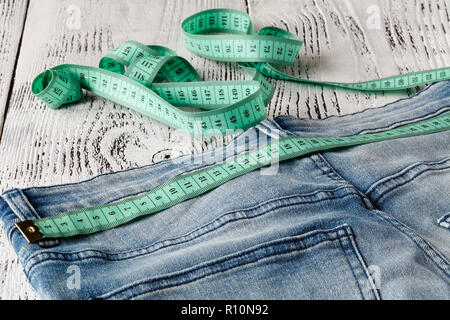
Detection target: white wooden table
<box><xmin>0</xmin><ymin>0</ymin><xmax>448</xmax><ymax>299</ymax></box>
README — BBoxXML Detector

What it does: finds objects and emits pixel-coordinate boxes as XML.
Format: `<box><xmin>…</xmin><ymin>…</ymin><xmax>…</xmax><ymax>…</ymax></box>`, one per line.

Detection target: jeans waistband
<box><xmin>270</xmin><ymin>80</ymin><xmax>450</xmax><ymax>137</ymax></box>
<box><xmin>1</xmin><ymin>81</ymin><xmax>449</xmax><ymax>235</ymax></box>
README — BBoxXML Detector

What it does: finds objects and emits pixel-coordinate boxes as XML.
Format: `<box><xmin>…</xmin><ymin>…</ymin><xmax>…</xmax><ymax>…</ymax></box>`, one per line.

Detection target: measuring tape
<box><xmin>16</xmin><ymin>112</ymin><xmax>450</xmax><ymax>242</ymax></box>
<box><xmin>32</xmin><ymin>8</ymin><xmax>449</xmax><ymax>137</ymax></box>
<box><xmin>182</xmin><ymin>8</ymin><xmax>450</xmax><ymax>91</ymax></box>
<box><xmin>32</xmin><ymin>41</ymin><xmax>274</xmax><ymax>136</ymax></box>
<box><xmin>21</xmin><ymin>8</ymin><xmax>450</xmax><ymax>242</ymax></box>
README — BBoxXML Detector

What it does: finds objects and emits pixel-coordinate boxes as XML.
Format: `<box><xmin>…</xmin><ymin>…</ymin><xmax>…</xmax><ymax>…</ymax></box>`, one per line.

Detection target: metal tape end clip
<box><xmin>15</xmin><ymin>220</ymin><xmax>43</xmax><ymax>243</ymax></box>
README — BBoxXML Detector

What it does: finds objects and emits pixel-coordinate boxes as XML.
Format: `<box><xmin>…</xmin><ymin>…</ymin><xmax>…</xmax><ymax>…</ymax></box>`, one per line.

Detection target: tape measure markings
<box><xmin>16</xmin><ymin>112</ymin><xmax>450</xmax><ymax>242</ymax></box>
<box><xmin>33</xmin><ymin>39</ymin><xmax>273</xmax><ymax>136</ymax></box>
<box><xmin>33</xmin><ymin>64</ymin><xmax>269</xmax><ymax>135</ymax></box>
<box><xmin>32</xmin><ymin>9</ymin><xmax>450</xmax><ymax>138</ymax></box>
<box><xmin>182</xmin><ymin>8</ymin><xmax>450</xmax><ymax>91</ymax></box>
<box><xmin>22</xmin><ymin>8</ymin><xmax>450</xmax><ymax>242</ymax></box>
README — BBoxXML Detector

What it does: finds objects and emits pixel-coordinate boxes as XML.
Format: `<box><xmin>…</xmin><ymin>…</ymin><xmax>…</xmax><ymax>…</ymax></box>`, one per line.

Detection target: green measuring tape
<box><xmin>31</xmin><ymin>42</ymin><xmax>273</xmax><ymax>136</ymax></box>
<box><xmin>16</xmin><ymin>113</ymin><xmax>450</xmax><ymax>242</ymax></box>
<box><xmin>32</xmin><ymin>8</ymin><xmax>449</xmax><ymax>137</ymax></box>
<box><xmin>20</xmin><ymin>8</ymin><xmax>450</xmax><ymax>242</ymax></box>
<box><xmin>181</xmin><ymin>8</ymin><xmax>450</xmax><ymax>91</ymax></box>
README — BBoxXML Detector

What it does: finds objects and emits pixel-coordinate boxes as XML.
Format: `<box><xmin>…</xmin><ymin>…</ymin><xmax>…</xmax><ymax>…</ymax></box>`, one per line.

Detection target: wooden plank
<box><xmin>0</xmin><ymin>0</ymin><xmax>33</xmax><ymax>301</ymax></box>
<box><xmin>0</xmin><ymin>0</ymin><xmax>247</xmax><ymax>300</ymax></box>
<box><xmin>247</xmin><ymin>0</ymin><xmax>450</xmax><ymax>119</ymax></box>
<box><xmin>0</xmin><ymin>0</ymin><xmax>29</xmax><ymax>137</ymax></box>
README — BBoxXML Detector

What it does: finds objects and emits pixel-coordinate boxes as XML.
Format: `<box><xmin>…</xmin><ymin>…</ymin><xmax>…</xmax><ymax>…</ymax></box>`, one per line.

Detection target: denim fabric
<box><xmin>1</xmin><ymin>81</ymin><xmax>449</xmax><ymax>300</ymax></box>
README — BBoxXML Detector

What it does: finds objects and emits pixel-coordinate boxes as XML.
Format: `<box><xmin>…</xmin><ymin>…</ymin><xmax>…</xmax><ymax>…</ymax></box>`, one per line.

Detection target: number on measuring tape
<box><xmin>22</xmin><ymin>8</ymin><xmax>450</xmax><ymax>243</ymax></box>
<box><xmin>16</xmin><ymin>113</ymin><xmax>450</xmax><ymax>242</ymax></box>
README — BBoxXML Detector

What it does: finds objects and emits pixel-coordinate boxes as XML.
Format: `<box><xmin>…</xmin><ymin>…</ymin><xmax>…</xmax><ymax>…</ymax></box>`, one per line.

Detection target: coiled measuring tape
<box><xmin>181</xmin><ymin>8</ymin><xmax>450</xmax><ymax>90</ymax></box>
<box><xmin>32</xmin><ymin>42</ymin><xmax>273</xmax><ymax>136</ymax></box>
<box><xmin>20</xmin><ymin>8</ymin><xmax>450</xmax><ymax>242</ymax></box>
<box><xmin>16</xmin><ymin>113</ymin><xmax>450</xmax><ymax>242</ymax></box>
<box><xmin>32</xmin><ymin>8</ymin><xmax>449</xmax><ymax>137</ymax></box>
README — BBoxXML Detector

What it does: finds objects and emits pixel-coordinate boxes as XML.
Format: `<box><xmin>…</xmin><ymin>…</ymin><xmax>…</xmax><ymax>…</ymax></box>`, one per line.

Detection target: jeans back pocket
<box><xmin>97</xmin><ymin>225</ymin><xmax>379</xmax><ymax>300</ymax></box>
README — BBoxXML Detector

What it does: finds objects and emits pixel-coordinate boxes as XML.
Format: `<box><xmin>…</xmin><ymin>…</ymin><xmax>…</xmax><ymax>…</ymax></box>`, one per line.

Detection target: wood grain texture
<box><xmin>0</xmin><ymin>0</ymin><xmax>33</xmax><ymax>300</ymax></box>
<box><xmin>0</xmin><ymin>0</ymin><xmax>449</xmax><ymax>299</ymax></box>
<box><xmin>248</xmin><ymin>0</ymin><xmax>450</xmax><ymax>119</ymax></box>
<box><xmin>0</xmin><ymin>0</ymin><xmax>29</xmax><ymax>137</ymax></box>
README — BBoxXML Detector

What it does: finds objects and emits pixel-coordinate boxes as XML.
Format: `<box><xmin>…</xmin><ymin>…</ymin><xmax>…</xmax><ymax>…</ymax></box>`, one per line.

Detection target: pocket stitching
<box><xmin>23</xmin><ymin>187</ymin><xmax>359</xmax><ymax>275</ymax></box>
<box><xmin>337</xmin><ymin>233</ymin><xmax>380</xmax><ymax>300</ymax></box>
<box><xmin>95</xmin><ymin>225</ymin><xmax>375</xmax><ymax>300</ymax></box>
<box><xmin>365</xmin><ymin>157</ymin><xmax>450</xmax><ymax>202</ymax></box>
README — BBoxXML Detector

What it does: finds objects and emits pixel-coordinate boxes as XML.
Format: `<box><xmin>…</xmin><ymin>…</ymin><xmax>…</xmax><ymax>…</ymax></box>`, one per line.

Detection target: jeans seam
<box><xmin>97</xmin><ymin>129</ymin><xmax>278</xmax><ymax>205</ymax></box>
<box><xmin>22</xmin><ymin>188</ymin><xmax>360</xmax><ymax>276</ymax></box>
<box><xmin>310</xmin><ymin>154</ymin><xmax>450</xmax><ymax>279</ymax></box>
<box><xmin>372</xmin><ymin>166</ymin><xmax>450</xmax><ymax>203</ymax></box>
<box><xmin>274</xmin><ymin>81</ymin><xmax>442</xmax><ymax>129</ymax></box>
<box><xmin>310</xmin><ymin>154</ymin><xmax>370</xmax><ymax>206</ymax></box>
<box><xmin>2</xmin><ymin>190</ymin><xmax>42</xmax><ymax>221</ymax></box>
<box><xmin>336</xmin><ymin>234</ymin><xmax>366</xmax><ymax>300</ymax></box>
<box><xmin>6</xmin><ymin>138</ymin><xmax>265</xmax><ymax>244</ymax></box>
<box><xmin>275</xmin><ymin>106</ymin><xmax>449</xmax><ymax>138</ymax></box>
<box><xmin>365</xmin><ymin>157</ymin><xmax>450</xmax><ymax>202</ymax></box>
<box><xmin>346</xmin><ymin>233</ymin><xmax>382</xmax><ymax>300</ymax></box>
<box><xmin>316</xmin><ymin>81</ymin><xmax>441</xmax><ymax>120</ymax></box>
<box><xmin>369</xmin><ymin>209</ymin><xmax>450</xmax><ymax>277</ymax></box>
<box><xmin>310</xmin><ymin>154</ymin><xmax>352</xmax><ymax>185</ymax></box>
<box><xmin>355</xmin><ymin>107</ymin><xmax>450</xmax><ymax>135</ymax></box>
<box><xmin>338</xmin><ymin>234</ymin><xmax>380</xmax><ymax>300</ymax></box>
<box><xmin>257</xmin><ymin>120</ymin><xmax>292</xmax><ymax>137</ymax></box>
<box><xmin>97</xmin><ymin>226</ymin><xmax>353</xmax><ymax>300</ymax></box>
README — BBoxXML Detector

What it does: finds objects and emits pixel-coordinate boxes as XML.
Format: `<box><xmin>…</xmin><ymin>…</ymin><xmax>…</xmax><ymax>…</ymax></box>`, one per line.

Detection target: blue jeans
<box><xmin>1</xmin><ymin>81</ymin><xmax>449</xmax><ymax>300</ymax></box>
